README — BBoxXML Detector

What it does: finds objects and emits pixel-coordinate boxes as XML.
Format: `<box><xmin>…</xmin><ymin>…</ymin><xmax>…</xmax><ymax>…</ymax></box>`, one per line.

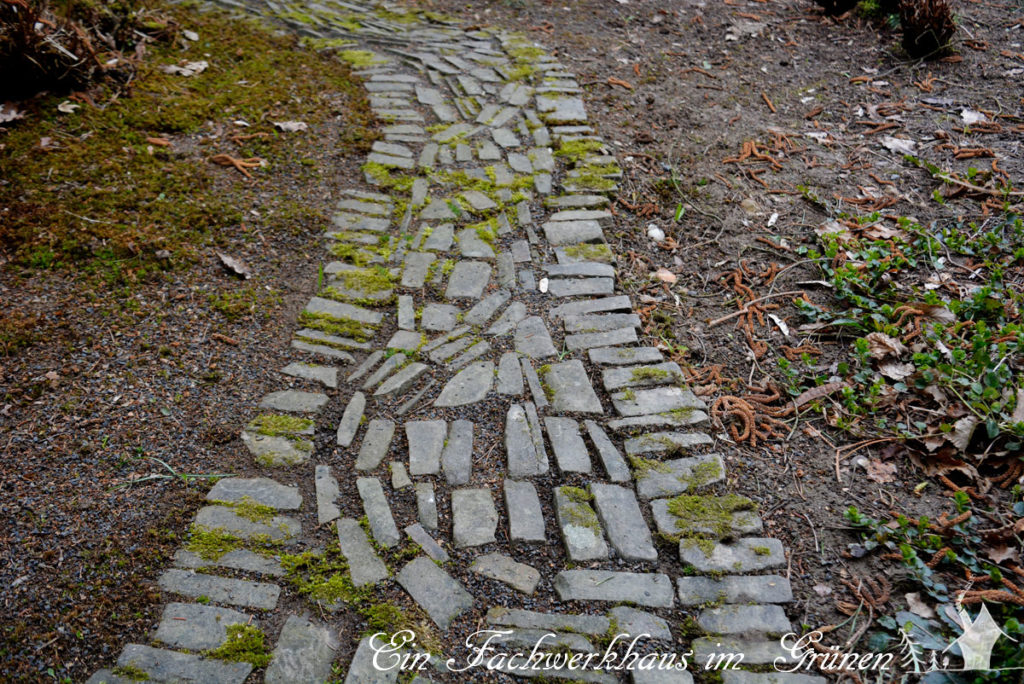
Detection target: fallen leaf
<box><xmin>949</xmin><ymin>416</ymin><xmax>979</xmax><ymax>452</ymax></box>
<box><xmin>879</xmin><ymin>361</ymin><xmax>915</xmax><ymax>381</ymax></box>
<box><xmin>655</xmin><ymin>267</ymin><xmax>677</xmax><ymax>284</ymax></box>
<box><xmin>881</xmin><ymin>135</ymin><xmax>916</xmax><ymax>155</ymax></box>
<box><xmin>985</xmin><ymin>545</ymin><xmax>1017</xmax><ymax>564</ymax></box>
<box><xmin>794</xmin><ymin>381</ymin><xmax>847</xmax><ymax>409</ymax></box>
<box><xmin>960</xmin><ymin>108</ymin><xmax>987</xmax><ymax>125</ymax></box>
<box><xmin>813</xmin><ymin>584</ymin><xmax>833</xmax><ymax>596</ymax></box>
<box><xmin>866</xmin><ymin>332</ymin><xmax>907</xmax><ymax>360</ymax></box>
<box><xmin>273</xmin><ymin>120</ymin><xmax>308</xmax><ymax>132</ymax></box>
<box><xmin>768</xmin><ymin>313</ymin><xmax>789</xmax><ymax>336</ymax></box>
<box><xmin>906</xmin><ymin>592</ymin><xmax>936</xmax><ymax>618</ymax></box>
<box><xmin>863</xmin><ymin>223</ymin><xmax>902</xmax><ymax>240</ymax></box>
<box><xmin>866</xmin><ymin>459</ymin><xmax>897</xmax><ymax>483</ymax></box>
<box><xmin>217</xmin><ymin>252</ymin><xmax>252</xmax><ymax>279</ymax></box>
<box><xmin>815</xmin><ymin>220</ymin><xmax>852</xmax><ymax>242</ymax></box>
<box><xmin>0</xmin><ymin>102</ymin><xmax>25</xmax><ymax>124</ymax></box>
<box><xmin>57</xmin><ymin>101</ymin><xmax>80</xmax><ymax>114</ymax></box>
<box><xmin>918</xmin><ymin>303</ymin><xmax>955</xmax><ymax>324</ymax></box>
<box><xmin>1010</xmin><ymin>388</ymin><xmax>1024</xmax><ymax>423</ymax></box>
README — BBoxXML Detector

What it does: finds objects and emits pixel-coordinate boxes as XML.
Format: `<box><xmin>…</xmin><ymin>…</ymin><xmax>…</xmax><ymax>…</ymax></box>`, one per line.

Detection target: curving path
<box><xmin>87</xmin><ymin>2</ymin><xmax>826</xmax><ymax>683</ymax></box>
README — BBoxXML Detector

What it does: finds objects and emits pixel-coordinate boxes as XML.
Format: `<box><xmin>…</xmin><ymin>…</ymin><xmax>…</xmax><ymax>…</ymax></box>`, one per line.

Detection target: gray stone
<box><xmin>486</xmin><ymin>606</ymin><xmax>610</xmax><ymax>635</ymax></box>
<box><xmin>391</xmin><ymin>461</ymin><xmax>412</xmax><ymax>490</ymax></box>
<box><xmin>493</xmin><ymin>127</ymin><xmax>520</xmax><ymax>148</ymax></box>
<box><xmin>612</xmin><ymin>386</ymin><xmax>706</xmax><ymax>417</ymax></box>
<box><xmin>405</xmin><ymin>523</ymin><xmax>449</xmax><ymax>562</ymax></box>
<box><xmin>295</xmin><ymin>328</ymin><xmax>372</xmax><ymax>353</ymax></box>
<box><xmin>464</xmin><ymin>289</ymin><xmax>510</xmax><ymax>326</ymax></box>
<box><xmin>511</xmin><ymin>239</ymin><xmax>531</xmax><ymax>263</ymax></box>
<box><xmin>416</xmin><ymin>482</ymin><xmax>438</xmax><ymax>531</ymax></box>
<box><xmin>452</xmin><ymin>488</ymin><xmax>498</xmax><ymax>548</ymax></box>
<box><xmin>624</xmin><ymin>432</ymin><xmax>714</xmax><ymax>456</ymax></box>
<box><xmin>553</xmin><ymin>487</ymin><xmax>608</xmax><ymax>561</ymax></box>
<box><xmin>505</xmin><ymin>403</ymin><xmax>547</xmax><ymax>477</ymax></box>
<box><xmin>497</xmin><ymin>351</ymin><xmax>524</xmax><ymax>395</ymax></box>
<box><xmin>429</xmin><ymin>336</ymin><xmax>473</xmax><ymax>364</ymax></box>
<box><xmin>697</xmin><ymin>605</ymin><xmax>792</xmax><ymax>635</ymax></box>
<box><xmin>420</xmin><ymin>199</ymin><xmax>456</xmax><ymax>220</ymax></box>
<box><xmin>422</xmin><ymin>302</ymin><xmax>459</xmax><ymax>331</ymax></box>
<box><xmin>651</xmin><ymin>498</ymin><xmax>762</xmax><ymax>539</ymax></box>
<box><xmin>564</xmin><ymin>314</ymin><xmax>642</xmax><ymax>335</ymax></box>
<box><xmin>553</xmin><ymin>570</ymin><xmax>674</xmax><ymax>608</ymax></box>
<box><xmin>304</xmin><ymin>297</ymin><xmax>382</xmax><ymax>325</ymax></box>
<box><xmin>549</xmin><ymin>209</ymin><xmax>613</xmax><ymax>224</ymax></box>
<box><xmin>154</xmin><ymin>603</ymin><xmax>252</xmax><ymax>651</ymax></box>
<box><xmin>367</xmin><ymin>152</ymin><xmax>415</xmax><ymax>170</ymax></box>
<box><xmin>515</xmin><ymin>316</ymin><xmax>557</xmax><ymax>359</ymax></box>
<box><xmin>375</xmin><ymin>362</ymin><xmax>428</xmax><ymax>396</ymax></box>
<box><xmin>434</xmin><ymin>361</ymin><xmax>493</xmax><ymax>407</ymax></box>
<box><xmin>241</xmin><ymin>432</ymin><xmax>311</xmax><ymax>467</ymax></box>
<box><xmin>679</xmin><ymin>537</ymin><xmax>786</xmax><ymax>573</ymax></box>
<box><xmin>447</xmin><ymin>340</ymin><xmax>491</xmax><ymax>370</ymax></box>
<box><xmin>398</xmin><ymin>295</ymin><xmax>415</xmax><ymax>330</ymax></box>
<box><xmin>634</xmin><ymin>454</ymin><xmax>726</xmax><ymax>500</ymax></box>
<box><xmin>206</xmin><ymin>478</ymin><xmax>301</xmax><ymax>509</ymax></box>
<box><xmin>386</xmin><ymin>330</ymin><xmax>423</xmax><ymax>352</ymax></box>
<box><xmin>173</xmin><ymin>549</ymin><xmax>284</xmax><ymax>577</ymax></box>
<box><xmin>315</xmin><ymin>465</ymin><xmax>340</xmax><ymax>526</ymax></box>
<box><xmin>631</xmin><ymin>668</ymin><xmax>694</xmax><ymax>684</ymax></box>
<box><xmin>194</xmin><ymin>506</ymin><xmax>299</xmax><ymax>542</ymax></box>
<box><xmin>546</xmin><ymin>263</ymin><xmax>616</xmax><ymax>279</ymax></box>
<box><xmin>356</xmin><ymin>419</ymin><xmax>396</xmax><ymax>471</ymax></box>
<box><xmin>157</xmin><ymin>569</ymin><xmax>279</xmax><ymax>610</ymax></box>
<box><xmin>545</xmin><ymin>194</ymin><xmax>610</xmax><ymax>209</ymax></box>
<box><xmin>258</xmin><ymin>390</ymin><xmax>328</xmax><ymax>414</ymax></box>
<box><xmin>542</xmin><ymin>359</ymin><xmax>603</xmax><ymax>414</ymax></box>
<box><xmin>407</xmin><ymin>420</ymin><xmax>446</xmax><ymax>475</ymax></box>
<box><xmin>422</xmin><ymin>222</ymin><xmax>454</xmax><ymax>251</ymax></box>
<box><xmin>591</xmin><ymin>483</ymin><xmax>658</xmax><ymax>562</ymax></box>
<box><xmin>487</xmin><ymin>301</ymin><xmax>528</xmax><ymax>335</ymax></box>
<box><xmin>337</xmin><ymin>518</ymin><xmax>388</xmax><ymax>587</ymax></box>
<box><xmin>549</xmin><ymin>277</ymin><xmax>615</xmax><ymax>298</ymax></box>
<box><xmin>542</xmin><ymin>220</ymin><xmax>604</xmax><ymax>246</ymax></box>
<box><xmin>114</xmin><ymin>644</ymin><xmax>250</xmax><ymax>684</ymax></box>
<box><xmin>264</xmin><ymin>615</ymin><xmax>339</xmax><ymax>684</ymax></box>
<box><xmin>344</xmin><ymin>636</ymin><xmax>399</xmax><ymax>684</ymax></box>
<box><xmin>521</xmin><ymin>358</ymin><xmax>548</xmax><ymax>409</ymax></box>
<box><xmin>331</xmin><ymin>212</ymin><xmax>389</xmax><ymax>233</ymax></box>
<box><xmin>337</xmin><ymin>392</ymin><xmax>366</xmax><ymax>447</ymax></box>
<box><xmin>362</xmin><ymin>354</ymin><xmax>408</xmax><ymax>390</ymax></box>
<box><xmin>348</xmin><ymin>351</ymin><xmax>384</xmax><ymax>383</ymax></box>
<box><xmin>397</xmin><ymin>557</ymin><xmax>474</xmax><ymax>630</ymax></box>
<box><xmin>477</xmin><ymin>140</ymin><xmax>502</xmax><ymax>160</ymax></box>
<box><xmin>357</xmin><ymin>477</ymin><xmax>400</xmax><ymax>548</ymax></box>
<box><xmin>583</xmin><ymin>421</ymin><xmax>630</xmax><ymax>483</ymax></box>
<box><xmin>692</xmin><ymin>638</ymin><xmax>796</xmax><ymax>666</ymax></box>
<box><xmin>291</xmin><ymin>339</ymin><xmax>356</xmax><ymax>363</ymax></box>
<box><xmin>281</xmin><ymin>362</ymin><xmax>337</xmax><ymax>389</ymax></box>
<box><xmin>401</xmin><ymin>252</ymin><xmax>435</xmax><ymax>288</ymax></box>
<box><xmin>442</xmin><ymin>420</ymin><xmax>474</xmax><ymax>485</ymax></box>
<box><xmin>508</xmin><ymin>151</ymin><xmax>532</xmax><ymax>173</ymax></box>
<box><xmin>457</xmin><ymin>227</ymin><xmax>495</xmax><ymax>258</ymax></box>
<box><xmin>566</xmin><ymin>327</ymin><xmax>638</xmax><ymax>351</ymax></box>
<box><xmin>446</xmin><ymin>261</ymin><xmax>492</xmax><ymax>299</ymax></box>
<box><xmin>677</xmin><ymin>575</ymin><xmax>793</xmax><ymax>606</ymax></box>
<box><xmin>536</xmin><ymin>93</ymin><xmax>587</xmax><ymax>124</ymax></box>
<box><xmin>588</xmin><ymin>346</ymin><xmax>663</xmax><ymax>366</ymax></box>
<box><xmin>461</xmin><ymin>190</ymin><xmax>497</xmax><ymax>212</ymax></box>
<box><xmin>602</xmin><ymin>363</ymin><xmax>684</xmax><ymax>391</ymax></box>
<box><xmin>504</xmin><ymin>479</ymin><xmax>546</xmax><ymax>543</ymax></box>
<box><xmin>550</xmin><ymin>295</ymin><xmax>631</xmax><ymax>320</ymax></box>
<box><xmin>609</xmin><ymin>606</ymin><xmax>671</xmax><ymax>641</ymax></box>
<box><xmin>496</xmin><ymin>251</ymin><xmax>515</xmax><ymax>287</ymax></box>
<box><xmin>471</xmin><ymin>553</ymin><xmax>541</xmax><ymax>594</ymax></box>
<box><xmin>607</xmin><ymin>412</ymin><xmax>711</xmax><ymax>432</ymax></box>
<box><xmin>545</xmin><ymin>417</ymin><xmax>591</xmax><ymax>474</ymax></box>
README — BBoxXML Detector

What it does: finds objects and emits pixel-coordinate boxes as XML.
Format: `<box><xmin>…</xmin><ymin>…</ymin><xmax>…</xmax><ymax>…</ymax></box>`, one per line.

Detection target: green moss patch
<box><xmin>204</xmin><ymin>624</ymin><xmax>272</xmax><ymax>667</ymax></box>
<box><xmin>562</xmin><ymin>243</ymin><xmax>613</xmax><ymax>262</ymax></box>
<box><xmin>185</xmin><ymin>526</ymin><xmax>241</xmax><ymax>561</ymax></box>
<box><xmin>665</xmin><ymin>494</ymin><xmax>756</xmax><ymax>538</ymax></box>
<box><xmin>298</xmin><ymin>311</ymin><xmax>377</xmax><ymax>341</ymax></box>
<box><xmin>249</xmin><ymin>414</ymin><xmax>314</xmax><ymax>438</ymax></box>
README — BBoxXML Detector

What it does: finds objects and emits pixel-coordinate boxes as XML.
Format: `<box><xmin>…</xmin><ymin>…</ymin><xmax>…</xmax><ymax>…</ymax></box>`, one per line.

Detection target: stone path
<box><xmin>87</xmin><ymin>2</ymin><xmax>825</xmax><ymax>683</ymax></box>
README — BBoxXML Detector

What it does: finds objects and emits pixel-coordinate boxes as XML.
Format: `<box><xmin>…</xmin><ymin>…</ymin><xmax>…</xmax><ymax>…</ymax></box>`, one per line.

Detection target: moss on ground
<box><xmin>665</xmin><ymin>494</ymin><xmax>755</xmax><ymax>538</ymax></box>
<box><xmin>204</xmin><ymin>624</ymin><xmax>272</xmax><ymax>667</ymax></box>
<box><xmin>562</xmin><ymin>243</ymin><xmax>613</xmax><ymax>262</ymax></box>
<box><xmin>628</xmin><ymin>456</ymin><xmax>672</xmax><ymax>480</ymax></box>
<box><xmin>249</xmin><ymin>414</ymin><xmax>314</xmax><ymax>437</ymax></box>
<box><xmin>185</xmin><ymin>526</ymin><xmax>241</xmax><ymax>560</ymax></box>
<box><xmin>298</xmin><ymin>311</ymin><xmax>377</xmax><ymax>341</ymax></box>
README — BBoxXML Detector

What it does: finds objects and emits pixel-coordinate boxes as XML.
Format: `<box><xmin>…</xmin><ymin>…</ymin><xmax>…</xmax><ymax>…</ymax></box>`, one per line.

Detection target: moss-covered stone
<box><xmin>204</xmin><ymin>624</ymin><xmax>272</xmax><ymax>667</ymax></box>
<box><xmin>249</xmin><ymin>414</ymin><xmax>314</xmax><ymax>438</ymax></box>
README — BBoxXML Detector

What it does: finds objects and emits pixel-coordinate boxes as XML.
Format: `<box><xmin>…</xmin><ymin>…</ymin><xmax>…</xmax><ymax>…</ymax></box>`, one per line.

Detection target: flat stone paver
<box><xmin>634</xmin><ymin>454</ymin><xmax>726</xmax><ymax>500</ymax></box>
<box><xmin>345</xmin><ymin>636</ymin><xmax>399</xmax><ymax>684</ymax></box>
<box><xmin>445</xmin><ymin>260</ymin><xmax>491</xmax><ymax>298</ymax></box>
<box><xmin>515</xmin><ymin>316</ymin><xmax>556</xmax><ymax>358</ymax></box>
<box><xmin>553</xmin><ymin>486</ymin><xmax>608</xmax><ymax>561</ymax></box>
<box><xmin>154</xmin><ymin>603</ymin><xmax>253</xmax><ymax>651</ymax></box>
<box><xmin>697</xmin><ymin>605</ymin><xmax>792</xmax><ymax>635</ymax></box>
<box><xmin>505</xmin><ymin>403</ymin><xmax>548</xmax><ymax>477</ymax></box>
<box><xmin>356</xmin><ymin>477</ymin><xmax>400</xmax><ymax>548</ymax></box>
<box><xmin>584</xmin><ymin>420</ymin><xmax>630</xmax><ymax>482</ymax></box>
<box><xmin>434</xmin><ymin>360</ymin><xmax>493</xmax><ymax>407</ymax></box>
<box><xmin>471</xmin><ymin>553</ymin><xmax>541</xmax><ymax>594</ymax></box>
<box><xmin>405</xmin><ymin>523</ymin><xmax>449</xmax><ymax>562</ymax></box>
<box><xmin>337</xmin><ymin>391</ymin><xmax>366</xmax><ymax>447</ymax></box>
<box><xmin>337</xmin><ymin>518</ymin><xmax>388</xmax><ymax>586</ymax></box>
<box><xmin>609</xmin><ymin>606</ymin><xmax>672</xmax><ymax>641</ymax></box>
<box><xmin>113</xmin><ymin>644</ymin><xmax>251</xmax><ymax>684</ymax></box>
<box><xmin>677</xmin><ymin>575</ymin><xmax>793</xmax><ymax>606</ymax></box>
<box><xmin>259</xmin><ymin>390</ymin><xmax>329</xmax><ymax>413</ymax></box>
<box><xmin>173</xmin><ymin>548</ymin><xmax>284</xmax><ymax>577</ymax></box>
<box><xmin>591</xmin><ymin>483</ymin><xmax>657</xmax><ymax>562</ymax></box>
<box><xmin>281</xmin><ymin>362</ymin><xmax>338</xmax><ymax>388</ymax></box>
<box><xmin>206</xmin><ymin>477</ymin><xmax>301</xmax><ymax>509</ymax></box>
<box><xmin>194</xmin><ymin>505</ymin><xmax>299</xmax><ymax>542</ymax></box>
<box><xmin>542</xmin><ymin>359</ymin><xmax>603</xmax><ymax>413</ymax></box>
<box><xmin>356</xmin><ymin>419</ymin><xmax>396</xmax><ymax>471</ymax></box>
<box><xmin>441</xmin><ymin>419</ymin><xmax>474</xmax><ymax>485</ymax></box>
<box><xmin>397</xmin><ymin>557</ymin><xmax>474</xmax><ymax>630</ymax></box>
<box><xmin>264</xmin><ymin>616</ymin><xmax>339</xmax><ymax>684</ymax></box>
<box><xmin>314</xmin><ymin>465</ymin><xmax>341</xmax><ymax>525</ymax></box>
<box><xmin>504</xmin><ymin>479</ymin><xmax>546</xmax><ymax>543</ymax></box>
<box><xmin>157</xmin><ymin>569</ymin><xmax>279</xmax><ymax>610</ymax></box>
<box><xmin>679</xmin><ymin>537</ymin><xmax>787</xmax><ymax>573</ymax></box>
<box><xmin>545</xmin><ymin>417</ymin><xmax>591</xmax><ymax>473</ymax></box>
<box><xmin>452</xmin><ymin>488</ymin><xmax>498</xmax><ymax>548</ymax></box>
<box><xmin>406</xmin><ymin>420</ymin><xmax>446</xmax><ymax>475</ymax></box>
<box><xmin>553</xmin><ymin>570</ymin><xmax>674</xmax><ymax>608</ymax></box>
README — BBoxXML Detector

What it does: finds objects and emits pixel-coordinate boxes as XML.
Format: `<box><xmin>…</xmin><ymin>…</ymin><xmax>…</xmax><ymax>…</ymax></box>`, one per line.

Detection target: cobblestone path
<box><xmin>88</xmin><ymin>3</ymin><xmax>826</xmax><ymax>682</ymax></box>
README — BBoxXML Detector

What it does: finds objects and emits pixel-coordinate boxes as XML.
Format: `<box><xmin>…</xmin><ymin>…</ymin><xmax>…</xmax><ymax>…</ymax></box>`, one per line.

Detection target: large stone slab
<box><xmin>553</xmin><ymin>570</ymin><xmax>674</xmax><ymax>608</ymax></box>
<box><xmin>441</xmin><ymin>419</ymin><xmax>474</xmax><ymax>485</ymax></box>
<box><xmin>497</xmin><ymin>351</ymin><xmax>525</xmax><ymax>395</ymax></box>
<box><xmin>154</xmin><ymin>603</ymin><xmax>252</xmax><ymax>651</ymax></box>
<box><xmin>486</xmin><ymin>607</ymin><xmax>610</xmax><ymax>635</ymax></box>
<box><xmin>679</xmin><ymin>537</ymin><xmax>786</xmax><ymax>573</ymax></box>
<box><xmin>434</xmin><ymin>361</ymin><xmax>493</xmax><ymax>407</ymax></box>
<box><xmin>113</xmin><ymin>644</ymin><xmax>251</xmax><ymax>684</ymax></box>
<box><xmin>416</xmin><ymin>482</ymin><xmax>438</xmax><ymax>531</ymax></box>
<box><xmin>471</xmin><ymin>553</ymin><xmax>541</xmax><ymax>594</ymax></box>
<box><xmin>651</xmin><ymin>497</ymin><xmax>762</xmax><ymax>539</ymax></box>
<box><xmin>264</xmin><ymin>615</ymin><xmax>340</xmax><ymax>684</ymax></box>
<box><xmin>602</xmin><ymin>363</ymin><xmax>684</xmax><ymax>391</ymax></box>
<box><xmin>553</xmin><ymin>487</ymin><xmax>608</xmax><ymax>561</ymax></box>
<box><xmin>241</xmin><ymin>432</ymin><xmax>311</xmax><ymax>467</ymax></box>
<box><xmin>677</xmin><ymin>575</ymin><xmax>793</xmax><ymax>606</ymax></box>
<box><xmin>337</xmin><ymin>392</ymin><xmax>366</xmax><ymax>447</ymax></box>
<box><xmin>692</xmin><ymin>638</ymin><xmax>797</xmax><ymax>666</ymax></box>
<box><xmin>157</xmin><ymin>569</ymin><xmax>279</xmax><ymax>610</ymax></box>
<box><xmin>174</xmin><ymin>549</ymin><xmax>284</xmax><ymax>577</ymax></box>
<box><xmin>697</xmin><ymin>605</ymin><xmax>792</xmax><ymax>635</ymax></box>
<box><xmin>542</xmin><ymin>220</ymin><xmax>604</xmax><ymax>246</ymax></box>
<box><xmin>545</xmin><ymin>417</ymin><xmax>591</xmax><ymax>473</ymax></box>
<box><xmin>452</xmin><ymin>488</ymin><xmax>498</xmax><ymax>548</ymax></box>
<box><xmin>565</xmin><ymin>327</ymin><xmax>638</xmax><ymax>351</ymax></box>
<box><xmin>194</xmin><ymin>506</ymin><xmax>299</xmax><ymax>542</ymax></box>
<box><xmin>375</xmin><ymin>362</ymin><xmax>428</xmax><ymax>396</ymax></box>
<box><xmin>588</xmin><ymin>346</ymin><xmax>664</xmax><ymax>366</ymax></box>
<box><xmin>356</xmin><ymin>419</ymin><xmax>396</xmax><ymax>471</ymax></box>
<box><xmin>406</xmin><ymin>420</ymin><xmax>446</xmax><ymax>475</ymax></box>
<box><xmin>515</xmin><ymin>316</ymin><xmax>557</xmax><ymax>358</ymax></box>
<box><xmin>445</xmin><ymin>261</ymin><xmax>492</xmax><ymax>299</ymax></box>
<box><xmin>591</xmin><ymin>483</ymin><xmax>657</xmax><ymax>562</ymax></box>
<box><xmin>609</xmin><ymin>606</ymin><xmax>672</xmax><ymax>641</ymax></box>
<box><xmin>258</xmin><ymin>390</ymin><xmax>329</xmax><ymax>414</ymax></box>
<box><xmin>624</xmin><ymin>431</ymin><xmax>714</xmax><ymax>456</ymax></box>
<box><xmin>357</xmin><ymin>477</ymin><xmax>400</xmax><ymax>548</ymax></box>
<box><xmin>314</xmin><ymin>465</ymin><xmax>341</xmax><ymax>525</ymax></box>
<box><xmin>633</xmin><ymin>454</ymin><xmax>725</xmax><ymax>500</ymax></box>
<box><xmin>337</xmin><ymin>518</ymin><xmax>388</xmax><ymax>587</ymax></box>
<box><xmin>505</xmin><ymin>403</ymin><xmax>548</xmax><ymax>477</ymax></box>
<box><xmin>542</xmin><ymin>359</ymin><xmax>603</xmax><ymax>414</ymax></box>
<box><xmin>344</xmin><ymin>636</ymin><xmax>399</xmax><ymax>684</ymax></box>
<box><xmin>611</xmin><ymin>386</ymin><xmax>706</xmax><ymax>417</ymax></box>
<box><xmin>583</xmin><ymin>420</ymin><xmax>630</xmax><ymax>483</ymax></box>
<box><xmin>397</xmin><ymin>557</ymin><xmax>474</xmax><ymax>630</ymax></box>
<box><xmin>206</xmin><ymin>478</ymin><xmax>301</xmax><ymax>509</ymax></box>
<box><xmin>281</xmin><ymin>362</ymin><xmax>338</xmax><ymax>389</ymax></box>
<box><xmin>404</xmin><ymin>523</ymin><xmax>449</xmax><ymax>562</ymax></box>
<box><xmin>504</xmin><ymin>479</ymin><xmax>546</xmax><ymax>543</ymax></box>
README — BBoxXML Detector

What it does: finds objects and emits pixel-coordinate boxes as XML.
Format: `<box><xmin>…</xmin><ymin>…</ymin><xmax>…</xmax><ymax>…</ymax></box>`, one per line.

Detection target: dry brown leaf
<box><xmin>655</xmin><ymin>267</ymin><xmax>677</xmax><ymax>284</ymax></box>
<box><xmin>866</xmin><ymin>459</ymin><xmax>897</xmax><ymax>483</ymax></box>
<box><xmin>906</xmin><ymin>592</ymin><xmax>936</xmax><ymax>618</ymax></box>
<box><xmin>1011</xmin><ymin>388</ymin><xmax>1024</xmax><ymax>423</ymax></box>
<box><xmin>950</xmin><ymin>416</ymin><xmax>980</xmax><ymax>452</ymax></box>
<box><xmin>879</xmin><ymin>361</ymin><xmax>915</xmax><ymax>381</ymax></box>
<box><xmin>867</xmin><ymin>332</ymin><xmax>907</xmax><ymax>359</ymax></box>
<box><xmin>794</xmin><ymin>381</ymin><xmax>847</xmax><ymax>409</ymax></box>
<box><xmin>985</xmin><ymin>545</ymin><xmax>1017</xmax><ymax>564</ymax></box>
<box><xmin>918</xmin><ymin>303</ymin><xmax>956</xmax><ymax>324</ymax></box>
<box><xmin>908</xmin><ymin>447</ymin><xmax>977</xmax><ymax>478</ymax></box>
<box><xmin>217</xmin><ymin>252</ymin><xmax>252</xmax><ymax>279</ymax></box>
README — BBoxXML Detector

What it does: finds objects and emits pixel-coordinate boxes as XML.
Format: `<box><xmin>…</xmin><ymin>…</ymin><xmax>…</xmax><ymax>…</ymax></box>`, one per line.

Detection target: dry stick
<box><xmin>708</xmin><ymin>290</ymin><xmax>807</xmax><ymax>326</ymax></box>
